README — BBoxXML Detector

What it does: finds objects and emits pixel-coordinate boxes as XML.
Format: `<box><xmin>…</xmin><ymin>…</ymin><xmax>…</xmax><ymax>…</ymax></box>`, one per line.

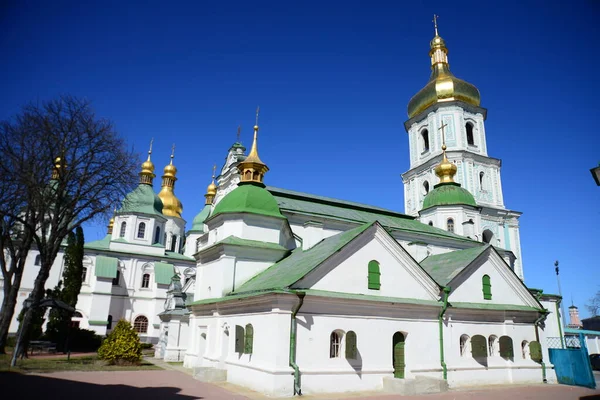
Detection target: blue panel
<box><xmin>549</xmin><ymin>334</ymin><xmax>596</xmax><ymax>389</ymax></box>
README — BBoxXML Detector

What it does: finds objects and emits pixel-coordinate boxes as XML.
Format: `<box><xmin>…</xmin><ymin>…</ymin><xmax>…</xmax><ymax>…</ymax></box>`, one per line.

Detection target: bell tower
<box><xmin>402</xmin><ymin>16</ymin><xmax>525</xmax><ymax>280</ymax></box>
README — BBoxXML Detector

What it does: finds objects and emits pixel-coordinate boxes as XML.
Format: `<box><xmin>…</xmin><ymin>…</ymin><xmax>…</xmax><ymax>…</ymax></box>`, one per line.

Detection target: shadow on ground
<box><xmin>0</xmin><ymin>371</ymin><xmax>201</xmax><ymax>400</ymax></box>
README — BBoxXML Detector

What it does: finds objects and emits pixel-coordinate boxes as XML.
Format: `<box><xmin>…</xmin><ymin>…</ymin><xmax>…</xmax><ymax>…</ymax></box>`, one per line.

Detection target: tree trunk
<box><xmin>0</xmin><ymin>268</ymin><xmax>24</xmax><ymax>354</ymax></box>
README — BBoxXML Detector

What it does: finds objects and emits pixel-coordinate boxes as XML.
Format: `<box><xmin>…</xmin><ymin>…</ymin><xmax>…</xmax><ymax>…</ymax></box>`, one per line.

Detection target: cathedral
<box><xmin>2</xmin><ymin>23</ymin><xmax>565</xmax><ymax>396</ymax></box>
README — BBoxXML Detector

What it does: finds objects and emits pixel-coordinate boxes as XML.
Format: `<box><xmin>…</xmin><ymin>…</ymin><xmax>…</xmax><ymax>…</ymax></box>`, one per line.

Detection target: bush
<box><xmin>69</xmin><ymin>328</ymin><xmax>103</xmax><ymax>352</ymax></box>
<box><xmin>97</xmin><ymin>320</ymin><xmax>142</xmax><ymax>365</ymax></box>
<box><xmin>140</xmin><ymin>343</ymin><xmax>153</xmax><ymax>350</ymax></box>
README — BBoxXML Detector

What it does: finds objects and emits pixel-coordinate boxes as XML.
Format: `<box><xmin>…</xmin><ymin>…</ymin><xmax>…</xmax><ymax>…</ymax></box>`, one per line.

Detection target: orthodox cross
<box><xmin>171</xmin><ymin>143</ymin><xmax>175</xmax><ymax>159</ymax></box>
<box><xmin>236</xmin><ymin>125</ymin><xmax>241</xmax><ymax>142</ymax></box>
<box><xmin>148</xmin><ymin>138</ymin><xmax>154</xmax><ymax>155</ymax></box>
<box><xmin>255</xmin><ymin>106</ymin><xmax>260</xmax><ymax>126</ymax></box>
<box><xmin>438</xmin><ymin>121</ymin><xmax>448</xmax><ymax>149</ymax></box>
<box><xmin>433</xmin><ymin>14</ymin><xmax>439</xmax><ymax>36</ymax></box>
<box><xmin>212</xmin><ymin>164</ymin><xmax>216</xmax><ymax>180</ymax></box>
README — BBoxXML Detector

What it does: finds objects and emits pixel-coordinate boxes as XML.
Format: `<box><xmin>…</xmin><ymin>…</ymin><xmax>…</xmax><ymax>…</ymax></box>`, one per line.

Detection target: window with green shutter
<box><xmin>235</xmin><ymin>325</ymin><xmax>245</xmax><ymax>353</ymax></box>
<box><xmin>471</xmin><ymin>335</ymin><xmax>488</xmax><ymax>358</ymax></box>
<box><xmin>529</xmin><ymin>341</ymin><xmax>542</xmax><ymax>363</ymax></box>
<box><xmin>482</xmin><ymin>275</ymin><xmax>492</xmax><ymax>300</ymax></box>
<box><xmin>345</xmin><ymin>331</ymin><xmax>357</xmax><ymax>359</ymax></box>
<box><xmin>368</xmin><ymin>260</ymin><xmax>381</xmax><ymax>290</ymax></box>
<box><xmin>244</xmin><ymin>324</ymin><xmax>254</xmax><ymax>354</ymax></box>
<box><xmin>499</xmin><ymin>336</ymin><xmax>514</xmax><ymax>359</ymax></box>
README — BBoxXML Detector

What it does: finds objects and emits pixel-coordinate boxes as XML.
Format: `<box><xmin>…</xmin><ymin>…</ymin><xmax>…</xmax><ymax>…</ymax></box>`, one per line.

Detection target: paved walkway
<box><xmin>1</xmin><ymin>360</ymin><xmax>599</xmax><ymax>400</ymax></box>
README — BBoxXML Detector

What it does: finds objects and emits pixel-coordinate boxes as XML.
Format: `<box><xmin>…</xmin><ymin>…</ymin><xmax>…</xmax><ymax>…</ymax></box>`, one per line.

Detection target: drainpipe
<box><xmin>289</xmin><ymin>292</ymin><xmax>305</xmax><ymax>396</ymax></box>
<box><xmin>534</xmin><ymin>312</ymin><xmax>547</xmax><ymax>383</ymax></box>
<box><xmin>555</xmin><ymin>300</ymin><xmax>564</xmax><ymax>348</ymax></box>
<box><xmin>438</xmin><ymin>287</ymin><xmax>450</xmax><ymax>380</ymax></box>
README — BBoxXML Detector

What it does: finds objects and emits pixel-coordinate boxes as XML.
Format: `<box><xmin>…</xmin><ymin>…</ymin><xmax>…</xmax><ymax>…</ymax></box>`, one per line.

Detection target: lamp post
<box><xmin>590</xmin><ymin>164</ymin><xmax>600</xmax><ymax>186</ymax></box>
<box><xmin>555</xmin><ymin>260</ymin><xmax>567</xmax><ymax>347</ymax></box>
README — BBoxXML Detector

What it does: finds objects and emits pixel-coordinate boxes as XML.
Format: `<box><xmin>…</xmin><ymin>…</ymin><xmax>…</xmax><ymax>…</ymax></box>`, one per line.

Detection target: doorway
<box><xmin>392</xmin><ymin>332</ymin><xmax>406</xmax><ymax>379</ymax></box>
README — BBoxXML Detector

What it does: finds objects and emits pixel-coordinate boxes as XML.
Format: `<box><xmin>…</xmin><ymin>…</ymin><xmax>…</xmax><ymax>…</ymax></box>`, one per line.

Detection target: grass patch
<box><xmin>0</xmin><ymin>354</ymin><xmax>162</xmax><ymax>373</ymax></box>
<box><xmin>167</xmin><ymin>361</ymin><xmax>184</xmax><ymax>366</ymax></box>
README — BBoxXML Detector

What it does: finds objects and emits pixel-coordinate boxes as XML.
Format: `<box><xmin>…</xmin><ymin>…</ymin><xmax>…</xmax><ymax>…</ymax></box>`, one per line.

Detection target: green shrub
<box><xmin>97</xmin><ymin>320</ymin><xmax>142</xmax><ymax>365</ymax></box>
<box><xmin>70</xmin><ymin>328</ymin><xmax>103</xmax><ymax>352</ymax></box>
<box><xmin>140</xmin><ymin>342</ymin><xmax>154</xmax><ymax>349</ymax></box>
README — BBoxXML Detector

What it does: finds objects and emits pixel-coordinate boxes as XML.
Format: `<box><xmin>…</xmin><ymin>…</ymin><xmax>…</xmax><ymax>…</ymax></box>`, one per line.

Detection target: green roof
<box><xmin>155</xmin><ymin>262</ymin><xmax>175</xmax><ymax>285</ymax></box>
<box><xmin>422</xmin><ymin>182</ymin><xmax>477</xmax><ymax>210</ymax></box>
<box><xmin>190</xmin><ymin>204</ymin><xmax>211</xmax><ymax>232</ymax></box>
<box><xmin>118</xmin><ymin>183</ymin><xmax>163</xmax><ymax>216</ymax></box>
<box><xmin>565</xmin><ymin>328</ymin><xmax>600</xmax><ymax>336</ymax></box>
<box><xmin>85</xmin><ymin>235</ymin><xmax>111</xmax><ymax>250</ymax></box>
<box><xmin>95</xmin><ymin>256</ymin><xmax>118</xmax><ymax>278</ymax></box>
<box><xmin>234</xmin><ymin>222</ymin><xmax>373</xmax><ymax>293</ymax></box>
<box><xmin>266</xmin><ymin>187</ymin><xmax>474</xmax><ymax>243</ymax></box>
<box><xmin>85</xmin><ymin>236</ymin><xmax>194</xmax><ymax>262</ymax></box>
<box><xmin>199</xmin><ymin>236</ymin><xmax>289</xmax><ymax>254</ymax></box>
<box><xmin>211</xmin><ymin>184</ymin><xmax>284</xmax><ymax>220</ymax></box>
<box><xmin>420</xmin><ymin>245</ymin><xmax>489</xmax><ymax>286</ymax></box>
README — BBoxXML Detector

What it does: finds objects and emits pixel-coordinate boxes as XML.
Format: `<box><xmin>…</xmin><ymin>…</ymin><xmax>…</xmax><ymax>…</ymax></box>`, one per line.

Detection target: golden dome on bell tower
<box><xmin>205</xmin><ymin>165</ymin><xmax>217</xmax><ymax>205</ymax></box>
<box><xmin>139</xmin><ymin>139</ymin><xmax>156</xmax><ymax>185</ymax></box>
<box><xmin>407</xmin><ymin>15</ymin><xmax>481</xmax><ymax>119</ymax></box>
<box><xmin>158</xmin><ymin>144</ymin><xmax>183</xmax><ymax>218</ymax></box>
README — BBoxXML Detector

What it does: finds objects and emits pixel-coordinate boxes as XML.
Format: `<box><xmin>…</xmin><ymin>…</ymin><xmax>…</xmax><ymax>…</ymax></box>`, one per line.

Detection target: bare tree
<box><xmin>587</xmin><ymin>290</ymin><xmax>600</xmax><ymax>317</ymax></box>
<box><xmin>0</xmin><ymin>96</ymin><xmax>139</xmax><ymax>354</ymax></box>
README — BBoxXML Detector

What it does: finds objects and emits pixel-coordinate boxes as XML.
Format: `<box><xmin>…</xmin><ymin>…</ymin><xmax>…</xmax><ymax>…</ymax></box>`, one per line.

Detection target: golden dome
<box><xmin>434</xmin><ymin>145</ymin><xmax>457</xmax><ymax>184</ymax></box>
<box><xmin>237</xmin><ymin>108</ymin><xmax>269</xmax><ymax>186</ymax></box>
<box><xmin>204</xmin><ymin>165</ymin><xmax>217</xmax><ymax>205</ymax></box>
<box><xmin>158</xmin><ymin>145</ymin><xmax>183</xmax><ymax>218</ymax></box>
<box><xmin>139</xmin><ymin>140</ymin><xmax>156</xmax><ymax>185</ymax></box>
<box><xmin>407</xmin><ymin>22</ymin><xmax>481</xmax><ymax>119</ymax></box>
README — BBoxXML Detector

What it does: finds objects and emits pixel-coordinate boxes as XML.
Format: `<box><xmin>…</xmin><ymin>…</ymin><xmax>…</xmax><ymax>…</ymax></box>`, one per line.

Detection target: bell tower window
<box><xmin>421</xmin><ymin>129</ymin><xmax>430</xmax><ymax>153</ymax></box>
<box><xmin>447</xmin><ymin>218</ymin><xmax>454</xmax><ymax>233</ymax></box>
<box><xmin>466</xmin><ymin>122</ymin><xmax>475</xmax><ymax>146</ymax></box>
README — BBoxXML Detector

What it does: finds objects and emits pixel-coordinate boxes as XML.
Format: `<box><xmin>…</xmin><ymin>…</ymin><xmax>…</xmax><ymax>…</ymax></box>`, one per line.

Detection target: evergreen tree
<box><xmin>45</xmin><ymin>227</ymin><xmax>85</xmax><ymax>351</ymax></box>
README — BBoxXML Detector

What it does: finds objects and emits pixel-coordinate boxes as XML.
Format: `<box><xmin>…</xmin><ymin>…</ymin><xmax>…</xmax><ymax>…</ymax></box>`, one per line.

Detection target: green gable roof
<box><xmin>422</xmin><ymin>182</ymin><xmax>477</xmax><ymax>210</ymax></box>
<box><xmin>419</xmin><ymin>245</ymin><xmax>489</xmax><ymax>286</ymax></box>
<box><xmin>199</xmin><ymin>236</ymin><xmax>289</xmax><ymax>254</ymax></box>
<box><xmin>190</xmin><ymin>204</ymin><xmax>211</xmax><ymax>233</ymax></box>
<box><xmin>118</xmin><ymin>183</ymin><xmax>163</xmax><ymax>216</ymax></box>
<box><xmin>95</xmin><ymin>256</ymin><xmax>118</xmax><ymax>278</ymax></box>
<box><xmin>211</xmin><ymin>184</ymin><xmax>284</xmax><ymax>220</ymax></box>
<box><xmin>85</xmin><ymin>235</ymin><xmax>111</xmax><ymax>251</ymax></box>
<box><xmin>234</xmin><ymin>222</ymin><xmax>373</xmax><ymax>293</ymax></box>
<box><xmin>266</xmin><ymin>186</ymin><xmax>474</xmax><ymax>243</ymax></box>
<box><xmin>155</xmin><ymin>262</ymin><xmax>175</xmax><ymax>285</ymax></box>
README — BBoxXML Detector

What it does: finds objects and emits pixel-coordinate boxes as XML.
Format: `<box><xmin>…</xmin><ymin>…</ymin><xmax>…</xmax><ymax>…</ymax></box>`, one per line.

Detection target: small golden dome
<box><xmin>237</xmin><ymin>112</ymin><xmax>269</xmax><ymax>186</ymax></box>
<box><xmin>207</xmin><ymin>181</ymin><xmax>217</xmax><ymax>195</ymax></box>
<box><xmin>139</xmin><ymin>140</ymin><xmax>156</xmax><ymax>185</ymax></box>
<box><xmin>407</xmin><ymin>23</ymin><xmax>481</xmax><ymax>119</ymax></box>
<box><xmin>204</xmin><ymin>165</ymin><xmax>218</xmax><ymax>205</ymax></box>
<box><xmin>158</xmin><ymin>144</ymin><xmax>183</xmax><ymax>218</ymax></box>
<box><xmin>434</xmin><ymin>145</ymin><xmax>458</xmax><ymax>184</ymax></box>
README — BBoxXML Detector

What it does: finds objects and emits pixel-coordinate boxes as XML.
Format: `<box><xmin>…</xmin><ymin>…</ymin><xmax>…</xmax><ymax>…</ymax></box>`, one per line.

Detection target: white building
<box><xmin>2</xmin><ymin>22</ymin><xmax>565</xmax><ymax>397</ymax></box>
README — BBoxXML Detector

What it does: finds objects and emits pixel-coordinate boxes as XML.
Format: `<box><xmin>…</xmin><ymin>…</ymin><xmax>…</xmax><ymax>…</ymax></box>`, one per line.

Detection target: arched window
<box><xmin>137</xmin><ymin>222</ymin><xmax>146</xmax><ymax>239</ymax></box>
<box><xmin>107</xmin><ymin>315</ymin><xmax>113</xmax><ymax>330</ymax></box>
<box><xmin>170</xmin><ymin>234</ymin><xmax>177</xmax><ymax>252</ymax></box>
<box><xmin>133</xmin><ymin>315</ymin><xmax>148</xmax><ymax>333</ymax></box>
<box><xmin>346</xmin><ymin>331</ymin><xmax>357</xmax><ymax>359</ymax></box>
<box><xmin>499</xmin><ymin>336</ymin><xmax>514</xmax><ymax>360</ymax></box>
<box><xmin>422</xmin><ymin>180</ymin><xmax>430</xmax><ymax>195</ymax></box>
<box><xmin>244</xmin><ymin>324</ymin><xmax>254</xmax><ymax>354</ymax></box>
<box><xmin>368</xmin><ymin>260</ymin><xmax>381</xmax><ymax>290</ymax></box>
<box><xmin>141</xmin><ymin>273</ymin><xmax>150</xmax><ymax>288</ymax></box>
<box><xmin>488</xmin><ymin>335</ymin><xmax>498</xmax><ymax>356</ymax></box>
<box><xmin>34</xmin><ymin>254</ymin><xmax>41</xmax><ymax>266</ymax></box>
<box><xmin>482</xmin><ymin>275</ymin><xmax>492</xmax><ymax>300</ymax></box>
<box><xmin>81</xmin><ymin>266</ymin><xmax>87</xmax><ymax>282</ymax></box>
<box><xmin>471</xmin><ymin>335</ymin><xmax>488</xmax><ymax>358</ymax></box>
<box><xmin>235</xmin><ymin>325</ymin><xmax>245</xmax><ymax>353</ymax></box>
<box><xmin>154</xmin><ymin>226</ymin><xmax>161</xmax><ymax>244</ymax></box>
<box><xmin>482</xmin><ymin>229</ymin><xmax>494</xmax><ymax>244</ymax></box>
<box><xmin>428</xmin><ymin>221</ymin><xmax>433</xmax><ymax>227</ymax></box>
<box><xmin>521</xmin><ymin>340</ymin><xmax>530</xmax><ymax>359</ymax></box>
<box><xmin>447</xmin><ymin>218</ymin><xmax>454</xmax><ymax>233</ymax></box>
<box><xmin>330</xmin><ymin>331</ymin><xmax>342</xmax><ymax>358</ymax></box>
<box><xmin>119</xmin><ymin>222</ymin><xmax>127</xmax><ymax>238</ymax></box>
<box><xmin>466</xmin><ymin>122</ymin><xmax>475</xmax><ymax>146</ymax></box>
<box><xmin>112</xmin><ymin>270</ymin><xmax>120</xmax><ymax>286</ymax></box>
<box><xmin>421</xmin><ymin>129</ymin><xmax>430</xmax><ymax>153</ymax></box>
<box><xmin>460</xmin><ymin>334</ymin><xmax>470</xmax><ymax>357</ymax></box>
<box><xmin>479</xmin><ymin>171</ymin><xmax>485</xmax><ymax>191</ymax></box>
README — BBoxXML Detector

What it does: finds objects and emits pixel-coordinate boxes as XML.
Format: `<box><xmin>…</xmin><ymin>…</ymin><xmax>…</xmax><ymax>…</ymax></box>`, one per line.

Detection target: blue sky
<box><xmin>2</xmin><ymin>1</ymin><xmax>599</xmax><ymax>316</ymax></box>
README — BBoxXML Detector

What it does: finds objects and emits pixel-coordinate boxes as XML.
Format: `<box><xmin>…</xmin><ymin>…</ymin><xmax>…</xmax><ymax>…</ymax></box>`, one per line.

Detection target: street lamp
<box><xmin>590</xmin><ymin>164</ymin><xmax>600</xmax><ymax>186</ymax></box>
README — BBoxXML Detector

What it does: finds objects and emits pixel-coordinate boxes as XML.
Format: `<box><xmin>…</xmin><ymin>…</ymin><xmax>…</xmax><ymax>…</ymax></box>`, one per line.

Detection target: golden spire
<box><xmin>429</xmin><ymin>14</ymin><xmax>449</xmax><ymax>67</ymax></box>
<box><xmin>237</xmin><ymin>107</ymin><xmax>269</xmax><ymax>185</ymax></box>
<box><xmin>158</xmin><ymin>144</ymin><xmax>183</xmax><ymax>218</ymax></box>
<box><xmin>139</xmin><ymin>139</ymin><xmax>156</xmax><ymax>185</ymax></box>
<box><xmin>434</xmin><ymin>121</ymin><xmax>457</xmax><ymax>184</ymax></box>
<box><xmin>51</xmin><ymin>156</ymin><xmax>65</xmax><ymax>180</ymax></box>
<box><xmin>205</xmin><ymin>164</ymin><xmax>217</xmax><ymax>205</ymax></box>
<box><xmin>433</xmin><ymin>14</ymin><xmax>439</xmax><ymax>36</ymax></box>
<box><xmin>237</xmin><ymin>125</ymin><xmax>241</xmax><ymax>143</ymax></box>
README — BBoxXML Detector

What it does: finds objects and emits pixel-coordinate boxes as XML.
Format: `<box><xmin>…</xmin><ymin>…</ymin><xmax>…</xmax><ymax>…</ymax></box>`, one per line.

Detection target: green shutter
<box><xmin>345</xmin><ymin>331</ymin><xmax>357</xmax><ymax>359</ymax></box>
<box><xmin>244</xmin><ymin>324</ymin><xmax>254</xmax><ymax>354</ymax></box>
<box><xmin>471</xmin><ymin>335</ymin><xmax>488</xmax><ymax>358</ymax></box>
<box><xmin>482</xmin><ymin>275</ymin><xmax>492</xmax><ymax>300</ymax></box>
<box><xmin>529</xmin><ymin>341</ymin><xmax>542</xmax><ymax>363</ymax></box>
<box><xmin>368</xmin><ymin>260</ymin><xmax>381</xmax><ymax>290</ymax></box>
<box><xmin>235</xmin><ymin>325</ymin><xmax>245</xmax><ymax>353</ymax></box>
<box><xmin>499</xmin><ymin>336</ymin><xmax>514</xmax><ymax>359</ymax></box>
